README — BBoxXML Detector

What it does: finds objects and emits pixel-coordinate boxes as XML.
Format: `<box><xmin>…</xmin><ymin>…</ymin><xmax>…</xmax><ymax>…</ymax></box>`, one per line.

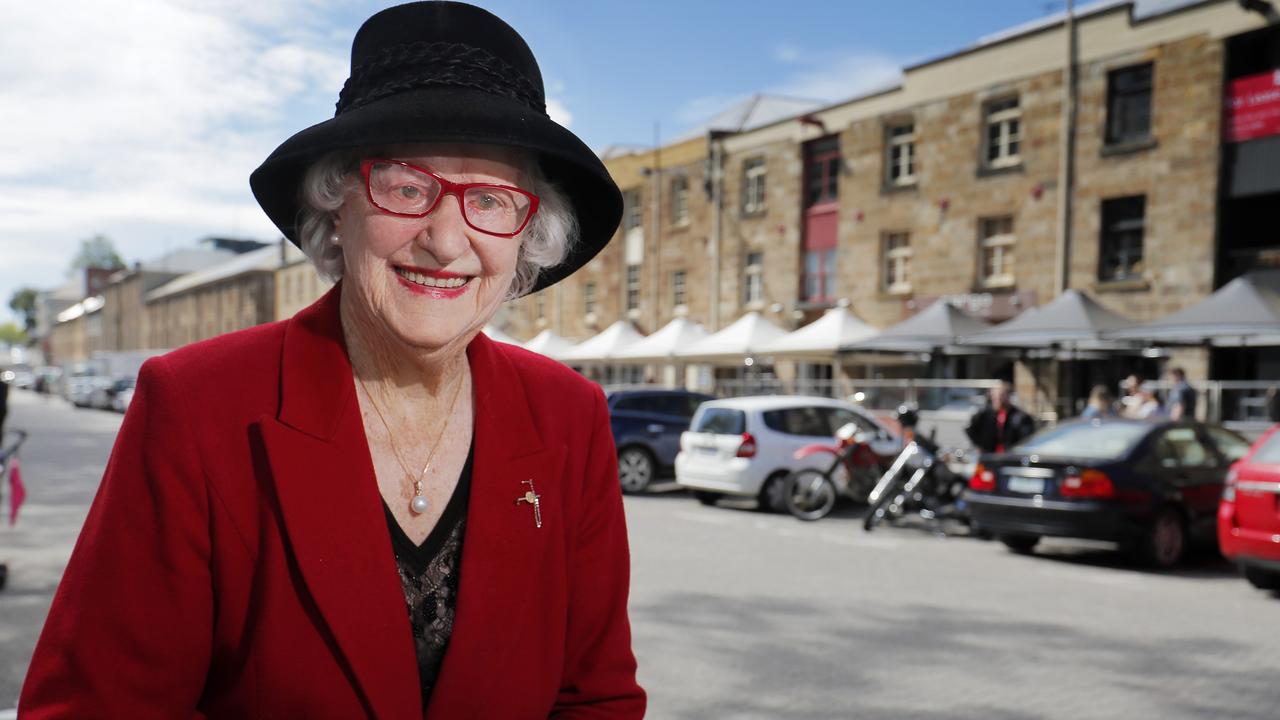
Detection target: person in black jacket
<box><xmin>965</xmin><ymin>381</ymin><xmax>1037</xmax><ymax>454</ymax></box>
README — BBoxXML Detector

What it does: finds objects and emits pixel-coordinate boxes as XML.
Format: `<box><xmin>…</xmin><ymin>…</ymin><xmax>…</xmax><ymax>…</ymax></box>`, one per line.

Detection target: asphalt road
<box><xmin>2</xmin><ymin>389</ymin><xmax>1278</xmax><ymax>718</ymax></box>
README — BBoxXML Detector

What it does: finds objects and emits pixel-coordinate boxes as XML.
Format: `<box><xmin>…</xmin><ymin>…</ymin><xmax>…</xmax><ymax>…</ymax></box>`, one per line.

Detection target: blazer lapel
<box><xmin>425</xmin><ymin>334</ymin><xmax>566</xmax><ymax>720</ymax></box>
<box><xmin>258</xmin><ymin>285</ymin><xmax>421</xmax><ymax>719</ymax></box>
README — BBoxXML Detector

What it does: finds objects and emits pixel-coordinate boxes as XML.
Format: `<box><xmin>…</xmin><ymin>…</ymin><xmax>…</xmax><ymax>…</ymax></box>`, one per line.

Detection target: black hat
<box><xmin>249</xmin><ymin>1</ymin><xmax>620</xmax><ymax>293</ymax></box>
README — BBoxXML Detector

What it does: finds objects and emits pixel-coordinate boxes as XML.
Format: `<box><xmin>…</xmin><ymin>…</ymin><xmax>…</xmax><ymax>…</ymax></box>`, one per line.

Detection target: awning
<box><xmin>1104</xmin><ymin>271</ymin><xmax>1280</xmax><ymax>347</ymax></box>
<box><xmin>613</xmin><ymin>317</ymin><xmax>708</xmax><ymax>362</ymax></box>
<box><xmin>757</xmin><ymin>307</ymin><xmax>879</xmax><ymax>360</ymax></box>
<box><xmin>842</xmin><ymin>300</ymin><xmax>990</xmax><ymax>354</ymax></box>
<box><xmin>482</xmin><ymin>325</ymin><xmax>519</xmax><ymax>345</ymax></box>
<box><xmin>676</xmin><ymin>312</ymin><xmax>788</xmax><ymax>362</ymax></box>
<box><xmin>962</xmin><ymin>289</ymin><xmax>1137</xmax><ymax>351</ymax></box>
<box><xmin>560</xmin><ymin>321</ymin><xmax>646</xmax><ymax>362</ymax></box>
<box><xmin>522</xmin><ymin>329</ymin><xmax>575</xmax><ymax>359</ymax></box>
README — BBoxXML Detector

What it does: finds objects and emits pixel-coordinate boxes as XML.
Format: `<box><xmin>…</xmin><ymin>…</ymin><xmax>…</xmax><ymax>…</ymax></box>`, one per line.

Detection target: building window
<box><xmin>670</xmin><ymin>176</ymin><xmax>689</xmax><ymax>226</ymax></box>
<box><xmin>583</xmin><ymin>282</ymin><xmax>596</xmax><ymax>316</ymax></box>
<box><xmin>1099</xmin><ymin>196</ymin><xmax>1146</xmax><ymax>282</ymax></box>
<box><xmin>803</xmin><ymin>249</ymin><xmax>837</xmax><ymax>303</ymax></box>
<box><xmin>886</xmin><ymin>122</ymin><xmax>916</xmax><ymax>186</ymax></box>
<box><xmin>672</xmin><ymin>269</ymin><xmax>687</xmax><ymax>308</ymax></box>
<box><xmin>741</xmin><ymin>157</ymin><xmax>767</xmax><ymax>215</ymax></box>
<box><xmin>978</xmin><ymin>216</ymin><xmax>1016</xmax><ymax>288</ymax></box>
<box><xmin>622</xmin><ymin>189</ymin><xmax>643</xmax><ymax>231</ymax></box>
<box><xmin>626</xmin><ymin>265</ymin><xmax>641</xmax><ymax>312</ymax></box>
<box><xmin>882</xmin><ymin>232</ymin><xmax>912</xmax><ymax>294</ymax></box>
<box><xmin>744</xmin><ymin>252</ymin><xmax>764</xmax><ymax>305</ymax></box>
<box><xmin>804</xmin><ymin>136</ymin><xmax>840</xmax><ymax>206</ymax></box>
<box><xmin>984</xmin><ymin>97</ymin><xmax>1022</xmax><ymax>169</ymax></box>
<box><xmin>1106</xmin><ymin>63</ymin><xmax>1154</xmax><ymax>146</ymax></box>
<box><xmin>534</xmin><ymin>291</ymin><xmax>546</xmax><ymax>321</ymax></box>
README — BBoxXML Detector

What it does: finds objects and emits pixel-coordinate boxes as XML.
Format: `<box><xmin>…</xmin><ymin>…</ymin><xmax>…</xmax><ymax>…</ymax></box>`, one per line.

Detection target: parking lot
<box><xmin>2</xmin><ymin>389</ymin><xmax>1279</xmax><ymax>718</ymax></box>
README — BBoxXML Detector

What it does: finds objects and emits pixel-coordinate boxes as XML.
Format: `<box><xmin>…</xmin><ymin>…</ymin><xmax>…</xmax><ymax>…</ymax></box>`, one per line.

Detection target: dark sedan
<box><xmin>606</xmin><ymin>388</ymin><xmax>714</xmax><ymax>494</ymax></box>
<box><xmin>966</xmin><ymin>419</ymin><xmax>1251</xmax><ymax>568</ymax></box>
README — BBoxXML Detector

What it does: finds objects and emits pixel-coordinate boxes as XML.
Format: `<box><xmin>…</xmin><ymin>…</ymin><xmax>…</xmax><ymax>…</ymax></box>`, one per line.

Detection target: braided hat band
<box><xmin>336</xmin><ymin>40</ymin><xmax>546</xmax><ymax>116</ymax></box>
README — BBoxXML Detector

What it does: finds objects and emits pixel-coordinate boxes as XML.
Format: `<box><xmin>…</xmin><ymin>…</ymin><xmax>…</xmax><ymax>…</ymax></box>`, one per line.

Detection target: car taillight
<box><xmin>736</xmin><ymin>433</ymin><xmax>757</xmax><ymax>458</ymax></box>
<box><xmin>969</xmin><ymin>463</ymin><xmax>995</xmax><ymax>492</ymax></box>
<box><xmin>1060</xmin><ymin>469</ymin><xmax>1114</xmax><ymax>499</ymax></box>
<box><xmin>1222</xmin><ymin>467</ymin><xmax>1238</xmax><ymax>502</ymax></box>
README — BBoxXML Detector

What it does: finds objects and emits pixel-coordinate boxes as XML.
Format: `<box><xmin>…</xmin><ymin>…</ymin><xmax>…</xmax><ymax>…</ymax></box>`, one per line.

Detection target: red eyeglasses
<box><xmin>360</xmin><ymin>158</ymin><xmax>540</xmax><ymax>237</ymax></box>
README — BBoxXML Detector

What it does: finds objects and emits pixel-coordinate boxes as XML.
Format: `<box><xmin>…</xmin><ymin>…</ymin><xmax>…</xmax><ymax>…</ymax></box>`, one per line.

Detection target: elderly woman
<box><xmin>20</xmin><ymin>3</ymin><xmax>645</xmax><ymax>718</ymax></box>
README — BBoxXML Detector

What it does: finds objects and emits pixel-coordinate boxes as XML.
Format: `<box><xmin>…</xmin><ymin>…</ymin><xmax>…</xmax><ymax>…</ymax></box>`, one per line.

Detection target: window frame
<box><xmin>583</xmin><ymin>281</ymin><xmax>597</xmax><ymax>316</ymax></box>
<box><xmin>802</xmin><ymin>248</ymin><xmax>838</xmax><ymax>303</ymax></box>
<box><xmin>622</xmin><ymin>188</ymin><xmax>643</xmax><ymax>231</ymax></box>
<box><xmin>744</xmin><ymin>251</ymin><xmax>764</xmax><ymax>305</ymax></box>
<box><xmin>885</xmin><ymin>122</ymin><xmax>917</xmax><ymax>187</ymax></box>
<box><xmin>741</xmin><ymin>157</ymin><xmax>767</xmax><ymax>216</ymax></box>
<box><xmin>625</xmin><ymin>265</ymin><xmax>641</xmax><ymax>312</ymax></box>
<box><xmin>1098</xmin><ymin>195</ymin><xmax>1146</xmax><ymax>283</ymax></box>
<box><xmin>982</xmin><ymin>96</ymin><xmax>1022</xmax><ymax>170</ymax></box>
<box><xmin>978</xmin><ymin>215</ymin><xmax>1016</xmax><ymax>289</ymax></box>
<box><xmin>670</xmin><ymin>175</ymin><xmax>690</xmax><ymax>227</ymax></box>
<box><xmin>1105</xmin><ymin>62</ymin><xmax>1155</xmax><ymax>147</ymax></box>
<box><xmin>881</xmin><ymin>231</ymin><xmax>913</xmax><ymax>295</ymax></box>
<box><xmin>672</xmin><ymin>269</ymin><xmax>687</xmax><ymax>308</ymax></box>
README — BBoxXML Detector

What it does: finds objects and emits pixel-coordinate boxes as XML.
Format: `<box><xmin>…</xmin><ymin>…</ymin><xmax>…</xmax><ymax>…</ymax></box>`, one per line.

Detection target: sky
<box><xmin>0</xmin><ymin>0</ymin><xmax>1191</xmax><ymax>327</ymax></box>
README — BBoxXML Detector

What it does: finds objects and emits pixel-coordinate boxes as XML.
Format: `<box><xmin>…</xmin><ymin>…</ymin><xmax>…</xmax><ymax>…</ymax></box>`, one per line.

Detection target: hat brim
<box><xmin>250</xmin><ymin>86</ymin><xmax>620</xmax><ymax>294</ymax></box>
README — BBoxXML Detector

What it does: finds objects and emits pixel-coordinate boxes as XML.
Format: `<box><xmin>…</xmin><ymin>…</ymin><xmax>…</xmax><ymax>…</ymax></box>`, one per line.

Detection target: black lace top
<box><xmin>383</xmin><ymin>447</ymin><xmax>472</xmax><ymax>709</ymax></box>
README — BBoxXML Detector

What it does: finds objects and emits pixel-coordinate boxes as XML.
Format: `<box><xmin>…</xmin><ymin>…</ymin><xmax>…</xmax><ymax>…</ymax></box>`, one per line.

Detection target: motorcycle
<box><xmin>862</xmin><ymin>437</ymin><xmax>972</xmax><ymax>533</ymax></box>
<box><xmin>783</xmin><ymin>423</ymin><xmax>892</xmax><ymax>521</ymax></box>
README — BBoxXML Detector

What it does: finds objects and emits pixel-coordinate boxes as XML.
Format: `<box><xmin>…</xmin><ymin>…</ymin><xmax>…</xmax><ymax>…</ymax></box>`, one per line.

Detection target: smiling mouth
<box><xmin>393</xmin><ymin>266</ymin><xmax>472</xmax><ymax>289</ymax></box>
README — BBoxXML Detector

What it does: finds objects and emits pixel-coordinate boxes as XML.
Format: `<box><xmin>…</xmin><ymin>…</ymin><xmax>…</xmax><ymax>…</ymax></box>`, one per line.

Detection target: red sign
<box><xmin>1225</xmin><ymin>70</ymin><xmax>1280</xmax><ymax>143</ymax></box>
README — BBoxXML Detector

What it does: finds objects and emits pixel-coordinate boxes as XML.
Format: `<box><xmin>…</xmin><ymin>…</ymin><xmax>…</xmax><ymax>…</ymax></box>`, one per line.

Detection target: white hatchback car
<box><xmin>675</xmin><ymin>396</ymin><xmax>900</xmax><ymax>510</ymax></box>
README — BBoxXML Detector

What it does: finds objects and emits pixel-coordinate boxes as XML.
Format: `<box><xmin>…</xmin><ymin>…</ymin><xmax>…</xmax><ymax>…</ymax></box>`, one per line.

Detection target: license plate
<box><xmin>695</xmin><ymin>445</ymin><xmax>718</xmax><ymax>455</ymax></box>
<box><xmin>1007</xmin><ymin>476</ymin><xmax>1045</xmax><ymax>495</ymax></box>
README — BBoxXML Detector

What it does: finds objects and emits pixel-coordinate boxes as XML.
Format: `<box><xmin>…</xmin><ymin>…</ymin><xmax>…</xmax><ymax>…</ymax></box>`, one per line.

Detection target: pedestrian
<box><xmin>1165</xmin><ymin>366</ymin><xmax>1197</xmax><ymax>421</ymax></box>
<box><xmin>0</xmin><ymin>370</ymin><xmax>9</xmax><ymax>439</ymax></box>
<box><xmin>1081</xmin><ymin>384</ymin><xmax>1117</xmax><ymax>419</ymax></box>
<box><xmin>1133</xmin><ymin>382</ymin><xmax>1166</xmax><ymax>419</ymax></box>
<box><xmin>965</xmin><ymin>381</ymin><xmax>1037</xmax><ymax>454</ymax></box>
<box><xmin>20</xmin><ymin>3</ymin><xmax>645</xmax><ymax>717</ymax></box>
<box><xmin>1118</xmin><ymin>373</ymin><xmax>1145</xmax><ymax>418</ymax></box>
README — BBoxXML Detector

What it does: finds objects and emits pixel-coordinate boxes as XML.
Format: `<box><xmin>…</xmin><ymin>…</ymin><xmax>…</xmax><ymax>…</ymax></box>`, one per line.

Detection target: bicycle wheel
<box><xmin>784</xmin><ymin>469</ymin><xmax>837</xmax><ymax>521</ymax></box>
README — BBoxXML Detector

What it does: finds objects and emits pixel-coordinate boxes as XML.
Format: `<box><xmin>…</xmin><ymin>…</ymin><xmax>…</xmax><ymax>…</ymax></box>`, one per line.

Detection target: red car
<box><xmin>1219</xmin><ymin>424</ymin><xmax>1280</xmax><ymax>591</ymax></box>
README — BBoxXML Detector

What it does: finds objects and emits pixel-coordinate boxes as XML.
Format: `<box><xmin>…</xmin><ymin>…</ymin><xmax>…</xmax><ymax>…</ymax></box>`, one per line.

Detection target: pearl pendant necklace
<box><xmin>410</xmin><ymin>479</ymin><xmax>429</xmax><ymax>515</ymax></box>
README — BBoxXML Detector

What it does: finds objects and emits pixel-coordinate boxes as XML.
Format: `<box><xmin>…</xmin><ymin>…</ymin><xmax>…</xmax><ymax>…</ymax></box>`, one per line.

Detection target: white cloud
<box><xmin>0</xmin><ymin>0</ymin><xmax>347</xmax><ymax>318</ymax></box>
<box><xmin>768</xmin><ymin>51</ymin><xmax>903</xmax><ymax>103</ymax></box>
<box><xmin>547</xmin><ymin>98</ymin><xmax>573</xmax><ymax>129</ymax></box>
<box><xmin>773</xmin><ymin>44</ymin><xmax>802</xmax><ymax>64</ymax></box>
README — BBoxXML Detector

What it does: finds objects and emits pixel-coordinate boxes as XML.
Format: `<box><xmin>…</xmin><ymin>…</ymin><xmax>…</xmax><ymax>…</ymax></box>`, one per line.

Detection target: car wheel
<box><xmin>617</xmin><ymin>447</ymin><xmax>655</xmax><ymax>495</ymax></box>
<box><xmin>784</xmin><ymin>470</ymin><xmax>837</xmax><ymax>521</ymax></box>
<box><xmin>757</xmin><ymin>472</ymin><xmax>789</xmax><ymax>513</ymax></box>
<box><xmin>692</xmin><ymin>490</ymin><xmax>722</xmax><ymax>507</ymax></box>
<box><xmin>1243</xmin><ymin>565</ymin><xmax>1280</xmax><ymax>591</ymax></box>
<box><xmin>1139</xmin><ymin>507</ymin><xmax>1186</xmax><ymax>569</ymax></box>
<box><xmin>1000</xmin><ymin>534</ymin><xmax>1040</xmax><ymax>554</ymax></box>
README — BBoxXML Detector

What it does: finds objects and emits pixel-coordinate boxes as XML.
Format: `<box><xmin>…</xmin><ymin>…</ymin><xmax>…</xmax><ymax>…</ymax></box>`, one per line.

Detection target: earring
<box><xmin>329</xmin><ymin>233</ymin><xmax>341</xmax><ymax>245</ymax></box>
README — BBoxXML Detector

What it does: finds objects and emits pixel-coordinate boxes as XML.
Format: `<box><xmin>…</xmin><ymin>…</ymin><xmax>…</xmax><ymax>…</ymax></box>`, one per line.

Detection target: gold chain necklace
<box><xmin>355</xmin><ymin>369</ymin><xmax>466</xmax><ymax>515</ymax></box>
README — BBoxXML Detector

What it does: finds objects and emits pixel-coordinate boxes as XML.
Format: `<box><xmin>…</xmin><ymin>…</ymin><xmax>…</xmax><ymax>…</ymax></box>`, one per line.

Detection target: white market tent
<box><xmin>560</xmin><ymin>320</ymin><xmax>646</xmax><ymax>363</ymax></box>
<box><xmin>961</xmin><ymin>289</ymin><xmax>1138</xmax><ymax>353</ymax></box>
<box><xmin>1104</xmin><ymin>271</ymin><xmax>1280</xmax><ymax>347</ymax></box>
<box><xmin>613</xmin><ymin>317</ymin><xmax>709</xmax><ymax>362</ymax></box>
<box><xmin>481</xmin><ymin>325</ymin><xmax>519</xmax><ymax>345</ymax></box>
<box><xmin>676</xmin><ymin>311</ymin><xmax>788</xmax><ymax>363</ymax></box>
<box><xmin>522</xmin><ymin>329</ymin><xmax>576</xmax><ymax>359</ymax></box>
<box><xmin>758</xmin><ymin>307</ymin><xmax>879</xmax><ymax>360</ymax></box>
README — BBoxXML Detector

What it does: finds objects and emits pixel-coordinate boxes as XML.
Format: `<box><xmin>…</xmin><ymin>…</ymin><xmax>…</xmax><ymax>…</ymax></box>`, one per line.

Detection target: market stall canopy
<box><xmin>961</xmin><ymin>289</ymin><xmax>1137</xmax><ymax>350</ymax></box>
<box><xmin>1104</xmin><ymin>271</ymin><xmax>1280</xmax><ymax>347</ymax></box>
<box><xmin>481</xmin><ymin>325</ymin><xmax>519</xmax><ymax>345</ymax></box>
<box><xmin>612</xmin><ymin>317</ymin><xmax>709</xmax><ymax>362</ymax></box>
<box><xmin>522</xmin><ymin>329</ymin><xmax>575</xmax><ymax>359</ymax></box>
<box><xmin>676</xmin><ymin>311</ymin><xmax>788</xmax><ymax>362</ymax></box>
<box><xmin>560</xmin><ymin>320</ymin><xmax>646</xmax><ymax>362</ymax></box>
<box><xmin>758</xmin><ymin>307</ymin><xmax>879</xmax><ymax>359</ymax></box>
<box><xmin>842</xmin><ymin>300</ymin><xmax>990</xmax><ymax>354</ymax></box>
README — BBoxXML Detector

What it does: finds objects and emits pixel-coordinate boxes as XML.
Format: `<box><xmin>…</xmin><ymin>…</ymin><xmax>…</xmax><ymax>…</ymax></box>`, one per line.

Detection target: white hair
<box><xmin>297</xmin><ymin>148</ymin><xmax>579</xmax><ymax>299</ymax></box>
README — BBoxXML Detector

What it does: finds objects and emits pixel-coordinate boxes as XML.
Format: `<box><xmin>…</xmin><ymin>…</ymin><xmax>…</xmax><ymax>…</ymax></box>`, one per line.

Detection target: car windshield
<box><xmin>692</xmin><ymin>408</ymin><xmax>745</xmax><ymax>435</ymax></box>
<box><xmin>1012</xmin><ymin>421</ymin><xmax>1150</xmax><ymax>460</ymax></box>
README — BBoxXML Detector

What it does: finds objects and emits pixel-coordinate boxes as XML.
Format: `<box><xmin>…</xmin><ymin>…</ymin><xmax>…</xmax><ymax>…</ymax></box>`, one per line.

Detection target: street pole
<box><xmin>1054</xmin><ymin>0</ymin><xmax>1078</xmax><ymax>296</ymax></box>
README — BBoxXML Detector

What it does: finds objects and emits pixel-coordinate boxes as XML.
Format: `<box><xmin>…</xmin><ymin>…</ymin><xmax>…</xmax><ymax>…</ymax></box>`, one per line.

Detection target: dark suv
<box><xmin>606</xmin><ymin>388</ymin><xmax>714</xmax><ymax>493</ymax></box>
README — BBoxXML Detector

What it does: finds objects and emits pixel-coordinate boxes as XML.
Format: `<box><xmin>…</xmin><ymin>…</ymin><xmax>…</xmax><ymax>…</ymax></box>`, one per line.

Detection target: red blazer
<box><xmin>19</xmin><ymin>286</ymin><xmax>646</xmax><ymax>719</ymax></box>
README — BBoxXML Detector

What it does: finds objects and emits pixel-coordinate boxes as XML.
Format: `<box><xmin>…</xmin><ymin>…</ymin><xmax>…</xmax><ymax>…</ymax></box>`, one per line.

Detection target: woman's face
<box><xmin>335</xmin><ymin>143</ymin><xmax>527</xmax><ymax>353</ymax></box>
